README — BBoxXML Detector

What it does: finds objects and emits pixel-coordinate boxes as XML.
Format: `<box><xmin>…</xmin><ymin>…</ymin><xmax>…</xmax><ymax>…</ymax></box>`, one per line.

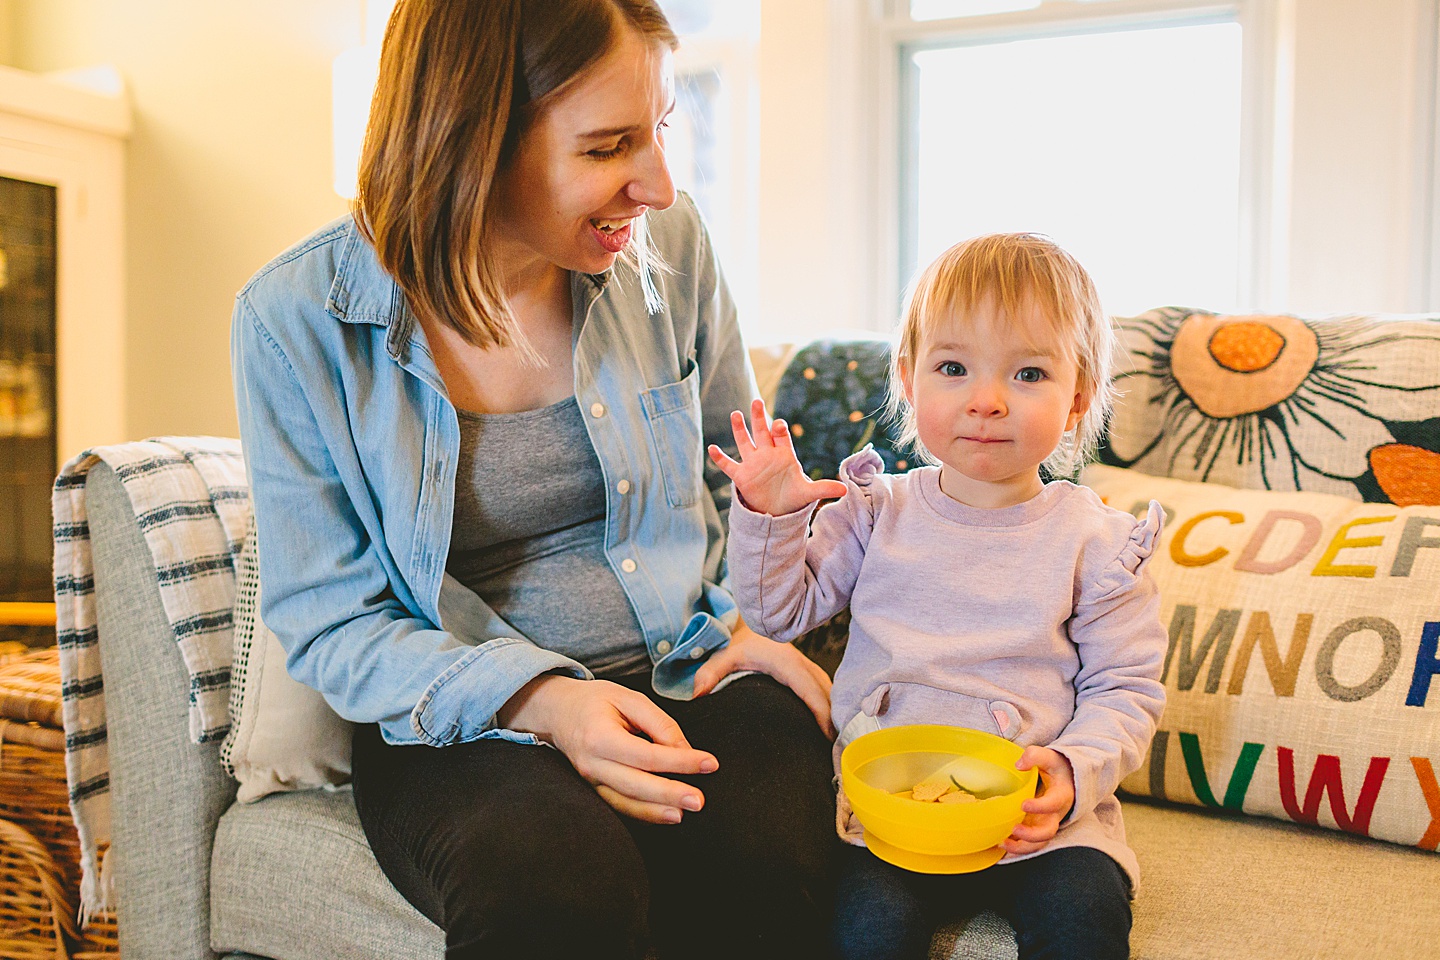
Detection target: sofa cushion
<box><xmin>771</xmin><ymin>336</ymin><xmax>912</xmax><ymax>480</ymax></box>
<box><xmin>1082</xmin><ymin>464</ymin><xmax>1440</xmax><ymax>853</ymax></box>
<box><xmin>210</xmin><ymin>785</ymin><xmax>1016</xmax><ymax>960</ymax></box>
<box><xmin>220</xmin><ymin>522</ymin><xmax>353</xmax><ymax>802</ymax></box>
<box><xmin>208</xmin><ymin>786</ymin><xmax>1437</xmax><ymax>960</ymax></box>
<box><xmin>1104</xmin><ymin>309</ymin><xmax>1440</xmax><ymax>502</ymax></box>
<box><xmin>1124</xmin><ymin>797</ymin><xmax>1437</xmax><ymax>959</ymax></box>
<box><xmin>210</xmin><ymin>786</ymin><xmax>442</xmax><ymax>960</ymax></box>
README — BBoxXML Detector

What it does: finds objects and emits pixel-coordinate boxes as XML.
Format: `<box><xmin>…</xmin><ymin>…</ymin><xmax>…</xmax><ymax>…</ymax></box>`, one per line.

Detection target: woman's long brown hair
<box><xmin>355</xmin><ymin>0</ymin><xmax>676</xmax><ymax>356</ymax></box>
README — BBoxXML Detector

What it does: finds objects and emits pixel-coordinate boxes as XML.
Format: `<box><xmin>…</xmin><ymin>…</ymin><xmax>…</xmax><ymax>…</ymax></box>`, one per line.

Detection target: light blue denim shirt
<box><xmin>232</xmin><ymin>193</ymin><xmax>755</xmax><ymax>747</ymax></box>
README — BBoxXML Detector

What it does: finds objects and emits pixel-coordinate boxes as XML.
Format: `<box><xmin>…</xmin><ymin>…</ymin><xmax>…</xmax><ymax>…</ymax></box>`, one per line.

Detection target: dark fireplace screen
<box><xmin>0</xmin><ymin>175</ymin><xmax>58</xmax><ymax>636</ymax></box>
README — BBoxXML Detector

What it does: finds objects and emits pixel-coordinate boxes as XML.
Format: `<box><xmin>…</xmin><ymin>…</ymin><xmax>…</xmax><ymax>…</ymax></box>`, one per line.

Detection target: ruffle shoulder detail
<box><xmin>837</xmin><ymin>445</ymin><xmax>885</xmax><ymax>488</ymax></box>
<box><xmin>1088</xmin><ymin>499</ymin><xmax>1164</xmax><ymax>602</ymax></box>
<box><xmin>1118</xmin><ymin>499</ymin><xmax>1165</xmax><ymax>575</ymax></box>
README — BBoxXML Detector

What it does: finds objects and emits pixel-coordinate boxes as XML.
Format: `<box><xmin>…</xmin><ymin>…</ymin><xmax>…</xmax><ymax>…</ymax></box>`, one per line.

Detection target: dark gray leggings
<box><xmin>833</xmin><ymin>842</ymin><xmax>1133</xmax><ymax>960</ymax></box>
<box><xmin>351</xmin><ymin>673</ymin><xmax>837</xmax><ymax>960</ymax></box>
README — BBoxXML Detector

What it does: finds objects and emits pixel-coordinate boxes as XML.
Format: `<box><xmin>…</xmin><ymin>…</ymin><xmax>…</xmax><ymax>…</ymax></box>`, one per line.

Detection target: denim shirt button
<box><xmin>689</xmin><ymin>646</ymin><xmax>706</xmax><ymax>659</ymax></box>
<box><xmin>621</xmin><ymin>558</ymin><xmax>637</xmax><ymax>573</ymax></box>
<box><xmin>656</xmin><ymin>640</ymin><xmax>672</xmax><ymax>654</ymax></box>
<box><xmin>590</xmin><ymin>402</ymin><xmax>606</xmax><ymax>418</ymax></box>
<box><xmin>616</xmin><ymin>479</ymin><xmax>631</xmax><ymax>495</ymax></box>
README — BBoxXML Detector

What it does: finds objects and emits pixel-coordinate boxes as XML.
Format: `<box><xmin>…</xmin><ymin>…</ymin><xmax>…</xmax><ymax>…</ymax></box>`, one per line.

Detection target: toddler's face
<box><xmin>902</xmin><ymin>297</ymin><xmax>1087</xmax><ymax>509</ymax></box>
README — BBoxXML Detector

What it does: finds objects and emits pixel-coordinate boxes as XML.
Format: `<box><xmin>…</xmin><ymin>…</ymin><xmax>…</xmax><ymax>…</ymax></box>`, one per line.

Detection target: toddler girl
<box><xmin>711</xmin><ymin>233</ymin><xmax>1167</xmax><ymax>960</ymax></box>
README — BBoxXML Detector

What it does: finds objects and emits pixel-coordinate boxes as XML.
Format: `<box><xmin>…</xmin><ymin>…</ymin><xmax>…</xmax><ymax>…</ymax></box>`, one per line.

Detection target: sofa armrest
<box><xmin>89</xmin><ymin>462</ymin><xmax>238</xmax><ymax>960</ymax></box>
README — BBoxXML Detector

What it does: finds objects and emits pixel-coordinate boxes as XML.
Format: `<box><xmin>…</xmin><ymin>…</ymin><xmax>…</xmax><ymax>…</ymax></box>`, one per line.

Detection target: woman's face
<box><xmin>491</xmin><ymin>26</ymin><xmax>678</xmax><ymax>279</ymax></box>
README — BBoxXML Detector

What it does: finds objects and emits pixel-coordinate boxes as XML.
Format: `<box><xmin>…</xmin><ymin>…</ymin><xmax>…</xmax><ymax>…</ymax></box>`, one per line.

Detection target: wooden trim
<box><xmin>0</xmin><ymin>603</ymin><xmax>56</xmax><ymax>627</ymax></box>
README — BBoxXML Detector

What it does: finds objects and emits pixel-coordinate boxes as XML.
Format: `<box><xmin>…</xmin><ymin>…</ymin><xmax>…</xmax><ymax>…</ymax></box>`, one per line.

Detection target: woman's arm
<box><xmin>232</xmin><ymin>292</ymin><xmax>589</xmax><ymax>747</ymax></box>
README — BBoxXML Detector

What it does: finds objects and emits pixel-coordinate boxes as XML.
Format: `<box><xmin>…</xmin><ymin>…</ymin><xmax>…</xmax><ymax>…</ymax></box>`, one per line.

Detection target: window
<box><xmin>660</xmin><ymin>0</ymin><xmax>762</xmax><ymax>330</ymax></box>
<box><xmin>890</xmin><ymin>0</ymin><xmax>1252</xmax><ymax>318</ymax></box>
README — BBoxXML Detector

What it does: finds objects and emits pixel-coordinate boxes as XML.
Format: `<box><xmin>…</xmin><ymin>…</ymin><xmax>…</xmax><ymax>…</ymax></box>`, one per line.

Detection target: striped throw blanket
<box><xmin>52</xmin><ymin>437</ymin><xmax>249</xmax><ymax>920</ymax></box>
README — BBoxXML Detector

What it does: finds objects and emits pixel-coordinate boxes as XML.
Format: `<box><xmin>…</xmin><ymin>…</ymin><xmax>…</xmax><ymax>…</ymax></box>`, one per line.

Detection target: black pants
<box><xmin>832</xmin><ymin>843</ymin><xmax>1132</xmax><ymax>960</ymax></box>
<box><xmin>352</xmin><ymin>673</ymin><xmax>837</xmax><ymax>960</ymax></box>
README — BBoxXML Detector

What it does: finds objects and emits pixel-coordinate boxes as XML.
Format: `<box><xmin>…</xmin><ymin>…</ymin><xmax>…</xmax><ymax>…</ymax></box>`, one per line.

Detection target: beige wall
<box><xmin>0</xmin><ymin>2</ymin><xmax>13</xmax><ymax>66</ymax></box>
<box><xmin>1286</xmin><ymin>0</ymin><xmax>1432</xmax><ymax>315</ymax></box>
<box><xmin>10</xmin><ymin>0</ymin><xmax>357</xmax><ymax>442</ymax></box>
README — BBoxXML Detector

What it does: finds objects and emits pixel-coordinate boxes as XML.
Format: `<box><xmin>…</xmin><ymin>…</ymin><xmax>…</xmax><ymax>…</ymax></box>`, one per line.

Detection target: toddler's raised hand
<box><xmin>708</xmin><ymin>399</ymin><xmax>847</xmax><ymax>517</ymax></box>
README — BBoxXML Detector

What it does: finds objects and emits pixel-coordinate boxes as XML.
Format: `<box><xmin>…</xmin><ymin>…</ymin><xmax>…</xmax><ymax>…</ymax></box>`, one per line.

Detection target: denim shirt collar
<box><xmin>323</xmin><ymin>217</ymin><xmax>612</xmax><ymax>362</ymax></box>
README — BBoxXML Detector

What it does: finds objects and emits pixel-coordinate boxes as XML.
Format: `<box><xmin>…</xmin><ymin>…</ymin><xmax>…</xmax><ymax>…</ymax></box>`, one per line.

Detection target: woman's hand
<box><xmin>708</xmin><ymin>399</ymin><xmax>847</xmax><ymax>517</ymax></box>
<box><xmin>691</xmin><ymin>621</ymin><xmax>836</xmax><ymax>740</ymax></box>
<box><xmin>1003</xmin><ymin>745</ymin><xmax>1076</xmax><ymax>855</ymax></box>
<box><xmin>497</xmin><ymin>674</ymin><xmax>718</xmax><ymax>825</ymax></box>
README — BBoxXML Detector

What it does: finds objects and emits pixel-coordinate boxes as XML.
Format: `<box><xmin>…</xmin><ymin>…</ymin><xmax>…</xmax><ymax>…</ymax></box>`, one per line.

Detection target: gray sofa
<box><xmin>89</xmin><ymin>313</ymin><xmax>1440</xmax><ymax>960</ymax></box>
<box><xmin>89</xmin><ymin>456</ymin><xmax>1440</xmax><ymax>960</ymax></box>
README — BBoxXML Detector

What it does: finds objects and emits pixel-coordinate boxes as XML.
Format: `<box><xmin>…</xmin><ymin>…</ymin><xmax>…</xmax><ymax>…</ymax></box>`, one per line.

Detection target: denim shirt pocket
<box><xmin>639</xmin><ymin>361</ymin><xmax>704</xmax><ymax>509</ymax></box>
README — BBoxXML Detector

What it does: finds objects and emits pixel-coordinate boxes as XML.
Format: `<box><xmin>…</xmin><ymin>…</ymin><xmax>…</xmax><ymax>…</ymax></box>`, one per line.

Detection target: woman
<box><xmin>230</xmin><ymin>1</ymin><xmax>836</xmax><ymax>958</ymax></box>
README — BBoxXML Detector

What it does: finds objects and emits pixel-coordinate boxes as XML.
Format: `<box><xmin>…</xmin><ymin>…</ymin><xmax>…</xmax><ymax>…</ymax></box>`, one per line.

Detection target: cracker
<box><xmin>938</xmin><ymin>789</ymin><xmax>977</xmax><ymax>804</ymax></box>
<box><xmin>911</xmin><ymin>780</ymin><xmax>949</xmax><ymax>802</ymax></box>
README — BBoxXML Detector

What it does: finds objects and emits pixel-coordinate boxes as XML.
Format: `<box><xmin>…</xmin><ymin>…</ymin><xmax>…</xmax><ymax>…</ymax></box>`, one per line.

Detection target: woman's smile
<box><xmin>589</xmin><ymin>217</ymin><xmax>636</xmax><ymax>254</ymax></box>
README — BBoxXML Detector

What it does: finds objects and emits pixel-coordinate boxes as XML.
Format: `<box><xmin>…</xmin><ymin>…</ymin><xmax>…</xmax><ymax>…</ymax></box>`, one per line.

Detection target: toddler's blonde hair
<box><xmin>887</xmin><ymin>233</ymin><xmax>1115</xmax><ymax>477</ymax></box>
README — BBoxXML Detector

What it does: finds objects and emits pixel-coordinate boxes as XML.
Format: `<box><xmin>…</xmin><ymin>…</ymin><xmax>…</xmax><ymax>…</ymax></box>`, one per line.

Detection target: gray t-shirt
<box><xmin>446</xmin><ymin>396</ymin><xmax>649</xmax><ymax>678</ymax></box>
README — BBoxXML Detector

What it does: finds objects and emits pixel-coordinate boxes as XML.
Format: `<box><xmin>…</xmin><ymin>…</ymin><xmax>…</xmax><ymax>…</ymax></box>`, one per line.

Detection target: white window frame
<box><xmin>1419</xmin><ymin>0</ymin><xmax>1440</xmax><ymax>311</ymax></box>
<box><xmin>850</xmin><ymin>0</ymin><xmax>1291</xmax><ymax>323</ymax></box>
<box><xmin>672</xmin><ymin>30</ymin><xmax>762</xmax><ymax>330</ymax></box>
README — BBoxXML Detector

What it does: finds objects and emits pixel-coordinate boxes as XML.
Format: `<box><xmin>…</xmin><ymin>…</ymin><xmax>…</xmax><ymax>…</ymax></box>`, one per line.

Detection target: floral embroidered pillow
<box><xmin>1082</xmin><ymin>464</ymin><xmax>1440</xmax><ymax>852</ymax></box>
<box><xmin>1102</xmin><ymin>309</ymin><xmax>1440</xmax><ymax>505</ymax></box>
<box><xmin>770</xmin><ymin>337</ymin><xmax>913</xmax><ymax>481</ymax></box>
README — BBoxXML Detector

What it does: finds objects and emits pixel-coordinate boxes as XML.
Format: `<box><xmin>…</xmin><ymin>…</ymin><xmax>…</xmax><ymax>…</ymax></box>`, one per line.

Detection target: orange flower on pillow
<box><xmin>1105</xmin><ymin>308</ymin><xmax>1440</xmax><ymax>503</ymax></box>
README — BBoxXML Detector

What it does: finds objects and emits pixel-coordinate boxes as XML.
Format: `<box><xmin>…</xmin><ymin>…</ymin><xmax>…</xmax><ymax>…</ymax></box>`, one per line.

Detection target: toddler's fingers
<box><xmin>1022</xmin><ymin>791</ymin><xmax>1069</xmax><ymax>816</ymax></box>
<box><xmin>691</xmin><ymin>643</ymin><xmax>742</xmax><ymax>698</ymax></box>
<box><xmin>1014</xmin><ymin>745</ymin><xmax>1047</xmax><ymax>771</ymax></box>
<box><xmin>1003</xmin><ymin>835</ymin><xmax>1050</xmax><ymax>855</ymax></box>
<box><xmin>807</xmin><ymin>479</ymin><xmax>848</xmax><ymax>502</ymax></box>
<box><xmin>749</xmin><ymin>399</ymin><xmax>774</xmax><ymax>449</ymax></box>
<box><xmin>729</xmin><ymin>410</ymin><xmax>757</xmax><ymax>454</ymax></box>
<box><xmin>707</xmin><ymin>444</ymin><xmax>741</xmax><ymax>478</ymax></box>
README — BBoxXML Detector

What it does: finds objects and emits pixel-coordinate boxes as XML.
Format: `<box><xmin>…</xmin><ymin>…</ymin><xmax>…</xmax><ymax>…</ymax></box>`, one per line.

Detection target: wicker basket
<box><xmin>0</xmin><ymin>648</ymin><xmax>119</xmax><ymax>957</ymax></box>
<box><xmin>0</xmin><ymin>816</ymin><xmax>77</xmax><ymax>960</ymax></box>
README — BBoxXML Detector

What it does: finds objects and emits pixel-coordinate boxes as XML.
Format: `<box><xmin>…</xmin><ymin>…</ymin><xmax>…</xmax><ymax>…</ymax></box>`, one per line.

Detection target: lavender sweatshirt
<box><xmin>727</xmin><ymin>448</ymin><xmax>1167</xmax><ymax>889</ymax></box>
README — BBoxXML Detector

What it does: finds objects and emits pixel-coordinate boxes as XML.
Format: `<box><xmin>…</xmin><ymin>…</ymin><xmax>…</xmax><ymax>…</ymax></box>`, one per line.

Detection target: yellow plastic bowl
<box><xmin>840</xmin><ymin>724</ymin><xmax>1038</xmax><ymax>874</ymax></box>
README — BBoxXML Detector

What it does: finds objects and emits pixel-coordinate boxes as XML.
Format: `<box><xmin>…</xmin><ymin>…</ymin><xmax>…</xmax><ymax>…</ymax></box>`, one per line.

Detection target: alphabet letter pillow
<box><xmin>220</xmin><ymin>524</ymin><xmax>352</xmax><ymax>802</ymax></box>
<box><xmin>1081</xmin><ymin>464</ymin><xmax>1440</xmax><ymax>852</ymax></box>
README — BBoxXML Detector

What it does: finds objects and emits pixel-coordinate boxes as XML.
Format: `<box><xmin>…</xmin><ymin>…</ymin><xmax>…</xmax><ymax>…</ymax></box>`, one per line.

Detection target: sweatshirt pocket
<box><xmin>640</xmin><ymin>362</ymin><xmax>703</xmax><ymax>509</ymax></box>
<box><xmin>858</xmin><ymin>681</ymin><xmax>1021</xmax><ymax>741</ymax></box>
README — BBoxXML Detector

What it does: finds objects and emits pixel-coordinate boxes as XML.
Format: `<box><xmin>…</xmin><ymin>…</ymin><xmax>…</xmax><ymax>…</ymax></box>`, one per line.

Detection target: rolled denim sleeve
<box><xmin>411</xmin><ymin>638</ymin><xmax>590</xmax><ymax>747</ymax></box>
<box><xmin>232</xmin><ymin>293</ymin><xmax>589</xmax><ymax>748</ymax></box>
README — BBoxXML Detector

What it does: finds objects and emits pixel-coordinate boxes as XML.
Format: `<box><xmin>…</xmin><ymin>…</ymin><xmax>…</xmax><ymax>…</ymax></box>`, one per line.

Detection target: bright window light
<box><xmin>332</xmin><ymin>43</ymin><xmax>380</xmax><ymax>200</ymax></box>
<box><xmin>911</xmin><ymin>0</ymin><xmax>1041</xmax><ymax>20</ymax></box>
<box><xmin>909</xmin><ymin>20</ymin><xmax>1243</xmax><ymax>317</ymax></box>
<box><xmin>911</xmin><ymin>0</ymin><xmax>1126</xmax><ymax>19</ymax></box>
